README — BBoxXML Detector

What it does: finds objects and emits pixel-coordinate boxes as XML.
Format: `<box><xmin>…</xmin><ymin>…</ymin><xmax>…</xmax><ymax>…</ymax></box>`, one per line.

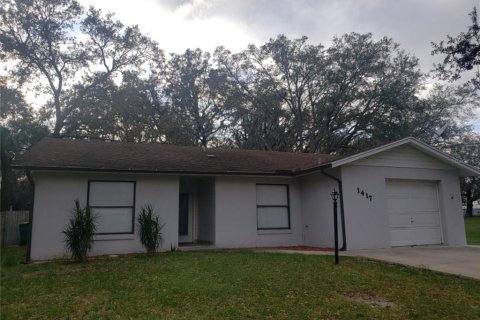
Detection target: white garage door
<box><xmin>387</xmin><ymin>180</ymin><xmax>443</xmax><ymax>247</ymax></box>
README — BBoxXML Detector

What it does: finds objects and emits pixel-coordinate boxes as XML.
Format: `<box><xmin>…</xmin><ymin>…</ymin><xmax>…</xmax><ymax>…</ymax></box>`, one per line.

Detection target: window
<box><xmin>256</xmin><ymin>184</ymin><xmax>290</xmax><ymax>230</ymax></box>
<box><xmin>88</xmin><ymin>181</ymin><xmax>135</xmax><ymax>234</ymax></box>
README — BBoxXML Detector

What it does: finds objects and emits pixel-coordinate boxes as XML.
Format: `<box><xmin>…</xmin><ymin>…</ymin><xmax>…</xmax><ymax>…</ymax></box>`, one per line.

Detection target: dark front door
<box><xmin>179</xmin><ymin>193</ymin><xmax>189</xmax><ymax>238</ymax></box>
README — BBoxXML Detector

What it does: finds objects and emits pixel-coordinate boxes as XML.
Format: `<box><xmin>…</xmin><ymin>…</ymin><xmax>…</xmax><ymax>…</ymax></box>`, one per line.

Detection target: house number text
<box><xmin>357</xmin><ymin>187</ymin><xmax>373</xmax><ymax>202</ymax></box>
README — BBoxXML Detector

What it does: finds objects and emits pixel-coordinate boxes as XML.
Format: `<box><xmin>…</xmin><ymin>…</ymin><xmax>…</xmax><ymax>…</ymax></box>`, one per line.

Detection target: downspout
<box><xmin>321</xmin><ymin>167</ymin><xmax>347</xmax><ymax>251</ymax></box>
<box><xmin>26</xmin><ymin>170</ymin><xmax>35</xmax><ymax>263</ymax></box>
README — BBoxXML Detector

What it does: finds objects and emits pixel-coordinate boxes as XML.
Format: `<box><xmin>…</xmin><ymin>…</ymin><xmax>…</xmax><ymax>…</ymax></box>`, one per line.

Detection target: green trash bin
<box><xmin>19</xmin><ymin>222</ymin><xmax>29</xmax><ymax>246</ymax></box>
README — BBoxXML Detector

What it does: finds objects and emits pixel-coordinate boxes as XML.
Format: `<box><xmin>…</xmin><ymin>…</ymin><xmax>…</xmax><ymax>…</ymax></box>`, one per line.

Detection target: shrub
<box><xmin>63</xmin><ymin>200</ymin><xmax>97</xmax><ymax>262</ymax></box>
<box><xmin>138</xmin><ymin>205</ymin><xmax>164</xmax><ymax>254</ymax></box>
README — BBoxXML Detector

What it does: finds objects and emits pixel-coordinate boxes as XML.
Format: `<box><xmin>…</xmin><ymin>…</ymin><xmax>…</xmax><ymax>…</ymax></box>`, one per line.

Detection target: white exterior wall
<box><xmin>299</xmin><ymin>171</ymin><xmax>341</xmax><ymax>248</ymax></box>
<box><xmin>214</xmin><ymin>176</ymin><xmax>303</xmax><ymax>248</ymax></box>
<box><xmin>30</xmin><ymin>171</ymin><xmax>179</xmax><ymax>261</ymax></box>
<box><xmin>341</xmin><ymin>164</ymin><xmax>466</xmax><ymax>250</ymax></box>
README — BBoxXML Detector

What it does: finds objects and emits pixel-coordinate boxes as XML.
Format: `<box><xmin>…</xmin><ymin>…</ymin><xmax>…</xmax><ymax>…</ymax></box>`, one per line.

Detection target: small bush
<box><xmin>138</xmin><ymin>205</ymin><xmax>164</xmax><ymax>254</ymax></box>
<box><xmin>63</xmin><ymin>200</ymin><xmax>97</xmax><ymax>262</ymax></box>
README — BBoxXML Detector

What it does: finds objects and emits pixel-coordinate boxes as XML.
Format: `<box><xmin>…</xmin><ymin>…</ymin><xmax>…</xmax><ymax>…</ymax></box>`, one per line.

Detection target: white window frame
<box><xmin>256</xmin><ymin>184</ymin><xmax>291</xmax><ymax>230</ymax></box>
<box><xmin>87</xmin><ymin>180</ymin><xmax>136</xmax><ymax>235</ymax></box>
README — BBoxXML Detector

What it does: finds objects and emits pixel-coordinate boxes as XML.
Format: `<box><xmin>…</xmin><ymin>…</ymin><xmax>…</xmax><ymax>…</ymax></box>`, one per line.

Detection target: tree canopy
<box><xmin>443</xmin><ymin>133</ymin><xmax>480</xmax><ymax>216</ymax></box>
<box><xmin>0</xmin><ymin>0</ymin><xmax>162</xmax><ymax>136</ymax></box>
<box><xmin>1</xmin><ymin>0</ymin><xmax>477</xmax><ymax>152</ymax></box>
<box><xmin>432</xmin><ymin>6</ymin><xmax>480</xmax><ymax>89</ymax></box>
<box><xmin>0</xmin><ymin>80</ymin><xmax>48</xmax><ymax>210</ymax></box>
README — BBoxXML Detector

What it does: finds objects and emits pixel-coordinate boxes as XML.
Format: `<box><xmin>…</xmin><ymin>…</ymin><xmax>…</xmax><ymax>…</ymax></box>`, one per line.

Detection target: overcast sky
<box><xmin>76</xmin><ymin>0</ymin><xmax>477</xmax><ymax>72</ymax></box>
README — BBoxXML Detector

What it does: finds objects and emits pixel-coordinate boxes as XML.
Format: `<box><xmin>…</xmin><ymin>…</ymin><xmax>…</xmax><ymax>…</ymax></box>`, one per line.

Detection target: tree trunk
<box><xmin>52</xmin><ymin>118</ymin><xmax>63</xmax><ymax>137</ymax></box>
<box><xmin>465</xmin><ymin>189</ymin><xmax>473</xmax><ymax>217</ymax></box>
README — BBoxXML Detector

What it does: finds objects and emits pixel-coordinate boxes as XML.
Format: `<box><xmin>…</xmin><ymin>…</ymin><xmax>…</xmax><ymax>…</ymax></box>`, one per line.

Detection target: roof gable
<box><xmin>330</xmin><ymin>137</ymin><xmax>480</xmax><ymax>176</ymax></box>
<box><xmin>348</xmin><ymin>145</ymin><xmax>454</xmax><ymax>170</ymax></box>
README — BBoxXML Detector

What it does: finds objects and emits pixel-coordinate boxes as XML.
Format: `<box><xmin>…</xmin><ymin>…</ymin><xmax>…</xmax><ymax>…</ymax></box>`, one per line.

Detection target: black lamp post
<box><xmin>331</xmin><ymin>188</ymin><xmax>339</xmax><ymax>264</ymax></box>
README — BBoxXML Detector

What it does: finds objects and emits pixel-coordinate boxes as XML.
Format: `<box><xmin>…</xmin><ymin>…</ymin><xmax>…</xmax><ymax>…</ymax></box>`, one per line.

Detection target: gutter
<box><xmin>321</xmin><ymin>167</ymin><xmax>347</xmax><ymax>251</ymax></box>
<box><xmin>10</xmin><ymin>165</ymin><xmax>300</xmax><ymax>177</ymax></box>
<box><xmin>26</xmin><ymin>170</ymin><xmax>35</xmax><ymax>263</ymax></box>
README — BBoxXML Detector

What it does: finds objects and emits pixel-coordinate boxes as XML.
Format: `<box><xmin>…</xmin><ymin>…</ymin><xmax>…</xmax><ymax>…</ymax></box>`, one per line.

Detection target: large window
<box><xmin>88</xmin><ymin>181</ymin><xmax>136</xmax><ymax>234</ymax></box>
<box><xmin>256</xmin><ymin>184</ymin><xmax>290</xmax><ymax>230</ymax></box>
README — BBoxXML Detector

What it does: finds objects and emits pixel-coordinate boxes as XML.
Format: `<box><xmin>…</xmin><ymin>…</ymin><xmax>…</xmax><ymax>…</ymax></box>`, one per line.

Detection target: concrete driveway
<box><xmin>343</xmin><ymin>246</ymin><xmax>480</xmax><ymax>280</ymax></box>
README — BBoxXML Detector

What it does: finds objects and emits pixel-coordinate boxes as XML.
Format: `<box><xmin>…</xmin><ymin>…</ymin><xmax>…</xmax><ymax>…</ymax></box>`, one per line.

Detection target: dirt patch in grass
<box><xmin>347</xmin><ymin>292</ymin><xmax>395</xmax><ymax>308</ymax></box>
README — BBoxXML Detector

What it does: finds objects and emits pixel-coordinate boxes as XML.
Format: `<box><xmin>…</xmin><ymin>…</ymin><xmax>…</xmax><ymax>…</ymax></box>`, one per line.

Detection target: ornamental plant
<box><xmin>63</xmin><ymin>200</ymin><xmax>97</xmax><ymax>262</ymax></box>
<box><xmin>138</xmin><ymin>205</ymin><xmax>164</xmax><ymax>254</ymax></box>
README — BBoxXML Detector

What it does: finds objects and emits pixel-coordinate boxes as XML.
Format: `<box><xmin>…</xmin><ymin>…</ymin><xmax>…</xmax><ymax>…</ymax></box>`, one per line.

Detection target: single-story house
<box><xmin>13</xmin><ymin>137</ymin><xmax>480</xmax><ymax>261</ymax></box>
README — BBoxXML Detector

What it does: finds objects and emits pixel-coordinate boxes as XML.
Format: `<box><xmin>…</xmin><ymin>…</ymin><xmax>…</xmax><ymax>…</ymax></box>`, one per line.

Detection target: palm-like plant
<box><xmin>63</xmin><ymin>200</ymin><xmax>97</xmax><ymax>262</ymax></box>
<box><xmin>138</xmin><ymin>205</ymin><xmax>164</xmax><ymax>254</ymax></box>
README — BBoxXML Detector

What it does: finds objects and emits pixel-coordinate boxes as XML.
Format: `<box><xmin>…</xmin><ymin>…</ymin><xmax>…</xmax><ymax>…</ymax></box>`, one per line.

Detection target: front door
<box><xmin>179</xmin><ymin>193</ymin><xmax>192</xmax><ymax>243</ymax></box>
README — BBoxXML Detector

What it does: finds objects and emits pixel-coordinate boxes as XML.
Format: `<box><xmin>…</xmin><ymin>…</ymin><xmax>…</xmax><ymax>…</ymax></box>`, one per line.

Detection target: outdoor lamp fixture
<box><xmin>330</xmin><ymin>189</ymin><xmax>339</xmax><ymax>201</ymax></box>
<box><xmin>331</xmin><ymin>189</ymin><xmax>340</xmax><ymax>264</ymax></box>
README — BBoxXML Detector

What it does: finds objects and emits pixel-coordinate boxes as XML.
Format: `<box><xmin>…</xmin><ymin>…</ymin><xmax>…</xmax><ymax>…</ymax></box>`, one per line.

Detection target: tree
<box><xmin>65</xmin><ymin>71</ymin><xmax>170</xmax><ymax>142</ymax></box>
<box><xmin>217</xmin><ymin>34</ymin><xmax>460</xmax><ymax>154</ymax></box>
<box><xmin>443</xmin><ymin>134</ymin><xmax>480</xmax><ymax>217</ymax></box>
<box><xmin>430</xmin><ymin>6</ymin><xmax>480</xmax><ymax>214</ymax></box>
<box><xmin>432</xmin><ymin>7</ymin><xmax>480</xmax><ymax>89</ymax></box>
<box><xmin>0</xmin><ymin>81</ymin><xmax>48</xmax><ymax>210</ymax></box>
<box><xmin>0</xmin><ymin>0</ymin><xmax>162</xmax><ymax>136</ymax></box>
<box><xmin>166</xmin><ymin>49</ymin><xmax>230</xmax><ymax>147</ymax></box>
<box><xmin>315</xmin><ymin>33</ymin><xmax>424</xmax><ymax>153</ymax></box>
<box><xmin>374</xmin><ymin>83</ymin><xmax>478</xmax><ymax>147</ymax></box>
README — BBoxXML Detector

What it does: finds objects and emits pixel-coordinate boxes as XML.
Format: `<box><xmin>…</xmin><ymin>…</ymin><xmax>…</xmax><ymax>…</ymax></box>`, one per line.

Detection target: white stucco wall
<box><xmin>299</xmin><ymin>171</ymin><xmax>341</xmax><ymax>248</ymax></box>
<box><xmin>30</xmin><ymin>171</ymin><xmax>179</xmax><ymax>260</ymax></box>
<box><xmin>214</xmin><ymin>176</ymin><xmax>303</xmax><ymax>248</ymax></box>
<box><xmin>341</xmin><ymin>165</ymin><xmax>466</xmax><ymax>250</ymax></box>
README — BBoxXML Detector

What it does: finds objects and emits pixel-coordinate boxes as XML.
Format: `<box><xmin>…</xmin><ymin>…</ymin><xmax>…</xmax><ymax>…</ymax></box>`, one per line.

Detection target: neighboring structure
<box><xmin>13</xmin><ymin>137</ymin><xmax>480</xmax><ymax>261</ymax></box>
<box><xmin>463</xmin><ymin>202</ymin><xmax>480</xmax><ymax>216</ymax></box>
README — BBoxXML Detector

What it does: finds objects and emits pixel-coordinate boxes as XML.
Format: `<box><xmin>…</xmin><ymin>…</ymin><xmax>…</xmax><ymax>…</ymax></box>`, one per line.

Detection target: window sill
<box><xmin>93</xmin><ymin>234</ymin><xmax>136</xmax><ymax>241</ymax></box>
<box><xmin>257</xmin><ymin>229</ymin><xmax>292</xmax><ymax>235</ymax></box>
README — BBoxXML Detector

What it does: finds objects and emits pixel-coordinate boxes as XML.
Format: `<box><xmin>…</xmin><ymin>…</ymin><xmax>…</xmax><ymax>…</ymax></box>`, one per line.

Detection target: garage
<box><xmin>323</xmin><ymin>138</ymin><xmax>477</xmax><ymax>250</ymax></box>
<box><xmin>387</xmin><ymin>180</ymin><xmax>443</xmax><ymax>247</ymax></box>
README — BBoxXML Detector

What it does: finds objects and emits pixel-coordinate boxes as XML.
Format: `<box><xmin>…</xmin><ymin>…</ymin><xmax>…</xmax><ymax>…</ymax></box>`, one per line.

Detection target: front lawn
<box><xmin>1</xmin><ymin>247</ymin><xmax>479</xmax><ymax>319</ymax></box>
<box><xmin>465</xmin><ymin>216</ymin><xmax>480</xmax><ymax>245</ymax></box>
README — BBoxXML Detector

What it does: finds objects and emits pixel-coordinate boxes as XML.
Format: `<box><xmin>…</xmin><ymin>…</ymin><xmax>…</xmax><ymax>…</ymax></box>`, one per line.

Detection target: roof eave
<box><xmin>11</xmin><ymin>164</ymin><xmax>302</xmax><ymax>177</ymax></box>
<box><xmin>292</xmin><ymin>163</ymin><xmax>334</xmax><ymax>177</ymax></box>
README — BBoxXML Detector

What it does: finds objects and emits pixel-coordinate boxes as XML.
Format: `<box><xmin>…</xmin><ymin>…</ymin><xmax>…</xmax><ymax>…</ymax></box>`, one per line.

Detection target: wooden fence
<box><xmin>0</xmin><ymin>210</ymin><xmax>29</xmax><ymax>247</ymax></box>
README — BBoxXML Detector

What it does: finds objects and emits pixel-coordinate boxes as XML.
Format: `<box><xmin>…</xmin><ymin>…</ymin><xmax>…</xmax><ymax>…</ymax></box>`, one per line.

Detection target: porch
<box><xmin>178</xmin><ymin>177</ymin><xmax>215</xmax><ymax>246</ymax></box>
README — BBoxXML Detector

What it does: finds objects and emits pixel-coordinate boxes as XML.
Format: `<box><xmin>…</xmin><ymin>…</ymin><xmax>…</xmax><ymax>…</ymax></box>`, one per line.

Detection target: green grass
<box><xmin>1</xmin><ymin>247</ymin><xmax>479</xmax><ymax>319</ymax></box>
<box><xmin>465</xmin><ymin>216</ymin><xmax>480</xmax><ymax>245</ymax></box>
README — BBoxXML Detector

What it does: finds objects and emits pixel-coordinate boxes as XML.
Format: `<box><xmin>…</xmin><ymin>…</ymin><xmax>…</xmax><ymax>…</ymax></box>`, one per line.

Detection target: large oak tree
<box><xmin>0</xmin><ymin>0</ymin><xmax>162</xmax><ymax>136</ymax></box>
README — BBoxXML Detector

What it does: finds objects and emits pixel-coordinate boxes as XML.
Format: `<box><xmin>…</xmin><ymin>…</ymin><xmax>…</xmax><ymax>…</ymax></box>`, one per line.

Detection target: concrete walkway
<box><xmin>343</xmin><ymin>246</ymin><xmax>480</xmax><ymax>280</ymax></box>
